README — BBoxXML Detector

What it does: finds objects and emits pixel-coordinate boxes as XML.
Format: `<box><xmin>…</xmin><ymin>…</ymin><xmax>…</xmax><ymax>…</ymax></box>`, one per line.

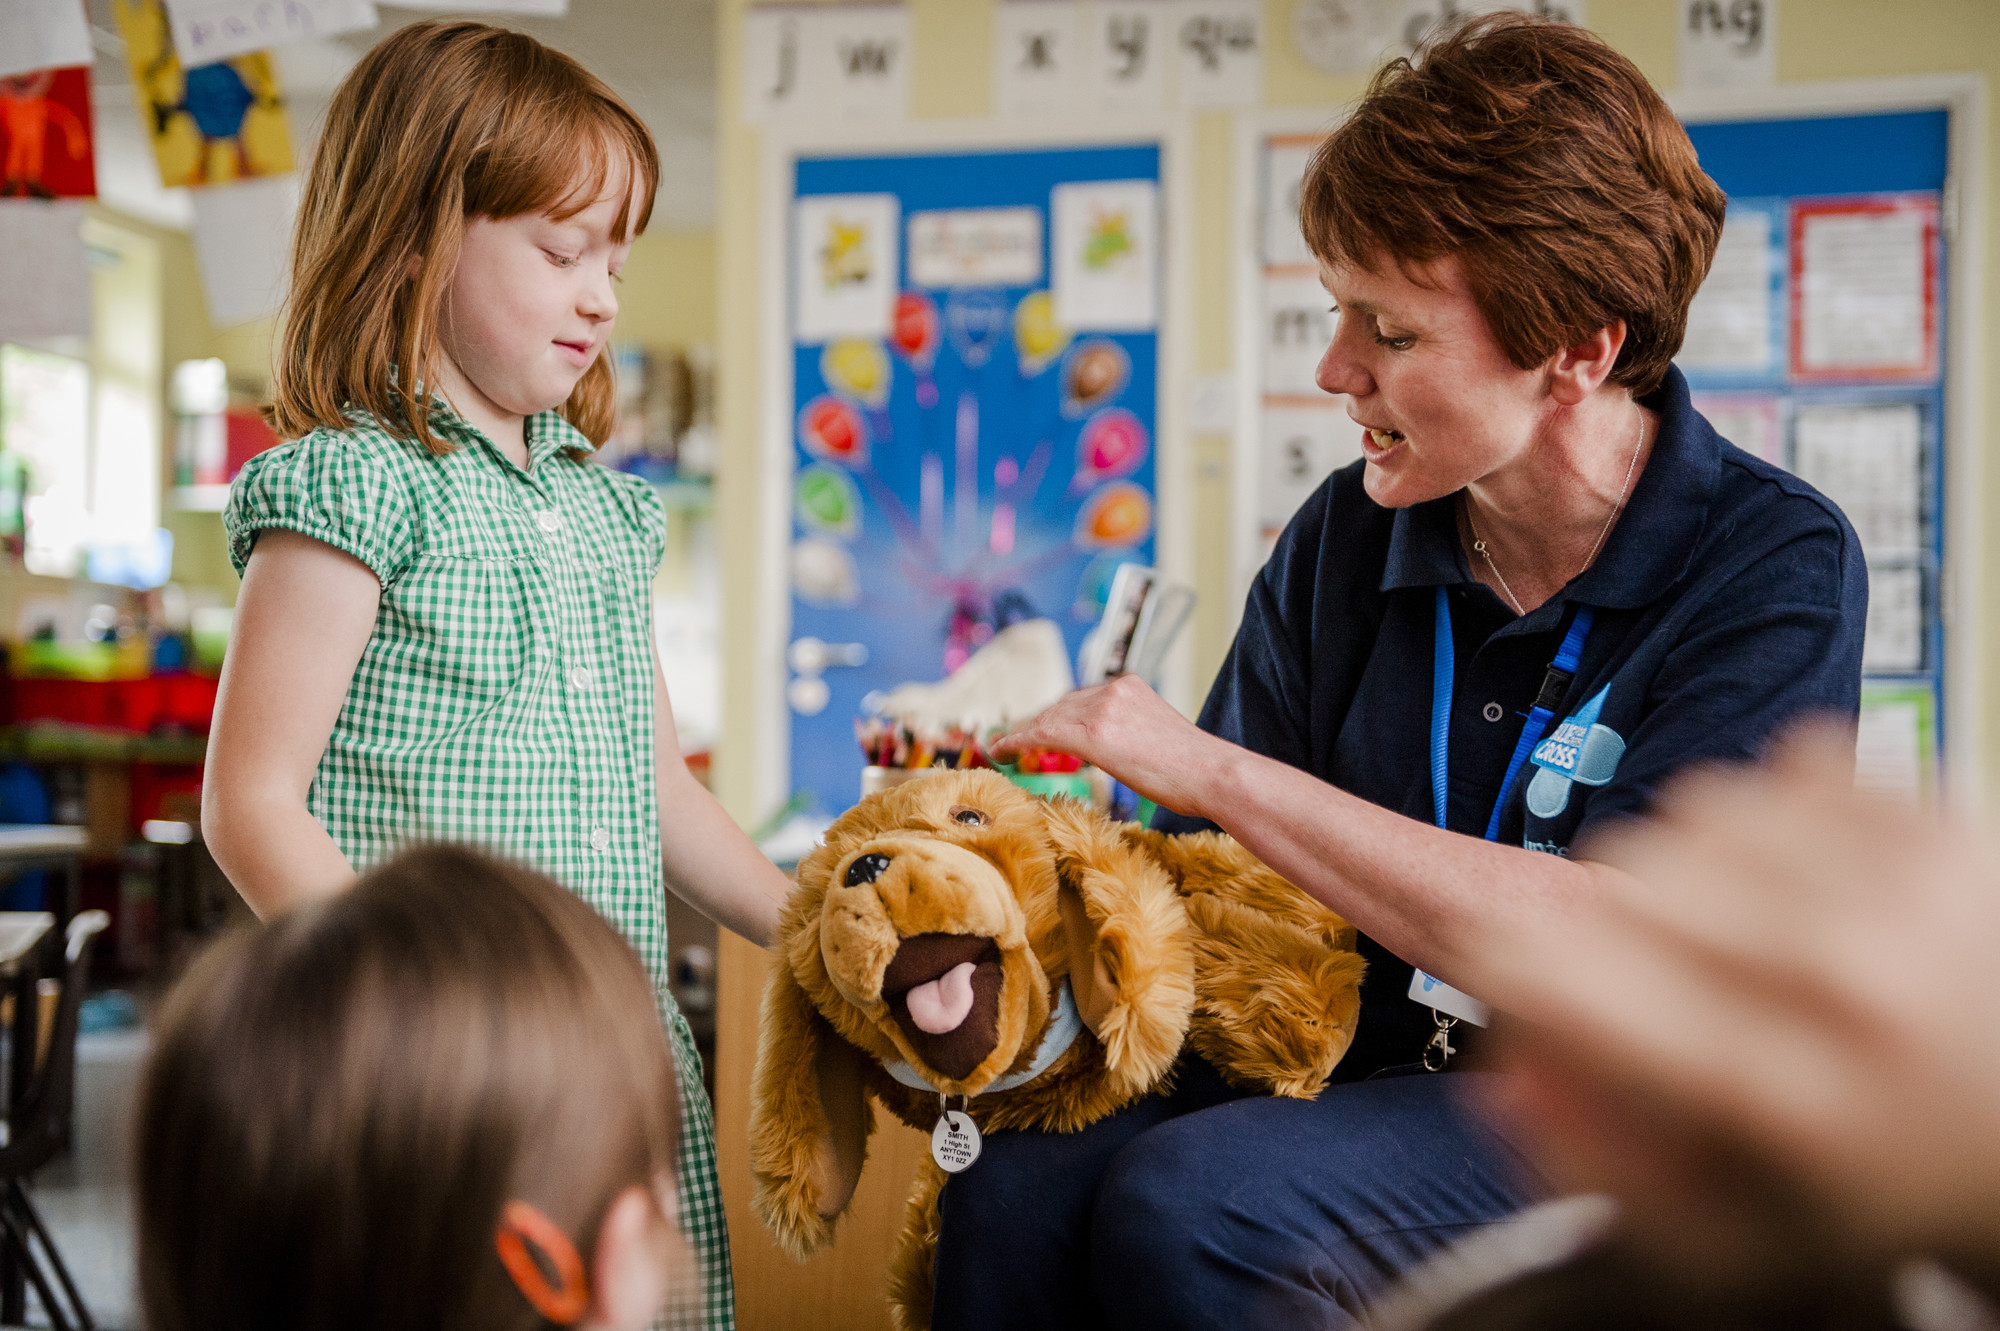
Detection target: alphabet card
<box><xmin>1174</xmin><ymin>0</ymin><xmax>1261</xmax><ymax>107</ymax></box>
<box><xmin>745</xmin><ymin>3</ymin><xmax>910</xmax><ymax>125</ymax></box>
<box><xmin>993</xmin><ymin>0</ymin><xmax>1076</xmax><ymax>118</ymax></box>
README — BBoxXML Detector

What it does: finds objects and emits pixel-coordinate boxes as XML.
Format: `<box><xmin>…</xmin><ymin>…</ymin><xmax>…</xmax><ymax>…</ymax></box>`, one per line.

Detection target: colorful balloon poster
<box><xmin>821</xmin><ymin>338</ymin><xmax>891</xmax><ymax>409</ymax></box>
<box><xmin>1013</xmin><ymin>290</ymin><xmax>1070</xmax><ymax>376</ymax></box>
<box><xmin>798</xmin><ymin>394</ymin><xmax>868</xmax><ymax>467</ymax></box>
<box><xmin>1073</xmin><ymin>409</ymin><xmax>1149</xmax><ymax>490</ymax></box>
<box><xmin>788</xmin><ymin>144</ymin><xmax>1160</xmax><ymax>816</ymax></box>
<box><xmin>0</xmin><ymin>67</ymin><xmax>96</xmax><ymax>199</ymax></box>
<box><xmin>114</xmin><ymin>0</ymin><xmax>294</xmax><ymax>188</ymax></box>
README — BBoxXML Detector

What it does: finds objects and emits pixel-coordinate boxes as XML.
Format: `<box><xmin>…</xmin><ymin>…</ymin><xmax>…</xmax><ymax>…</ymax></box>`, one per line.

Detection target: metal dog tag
<box><xmin>932</xmin><ymin>1108</ymin><xmax>982</xmax><ymax>1173</ymax></box>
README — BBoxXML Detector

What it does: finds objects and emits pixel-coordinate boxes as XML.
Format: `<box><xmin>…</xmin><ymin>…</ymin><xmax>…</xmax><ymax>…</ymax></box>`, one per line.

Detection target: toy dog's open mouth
<box><xmin>882</xmin><ymin>933</ymin><xmax>1004</xmax><ymax>1081</ymax></box>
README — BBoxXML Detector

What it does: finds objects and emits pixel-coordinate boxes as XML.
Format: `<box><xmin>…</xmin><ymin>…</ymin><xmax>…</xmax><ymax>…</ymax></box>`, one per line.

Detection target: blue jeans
<box><xmin>932</xmin><ymin>1061</ymin><xmax>1539</xmax><ymax>1331</ymax></box>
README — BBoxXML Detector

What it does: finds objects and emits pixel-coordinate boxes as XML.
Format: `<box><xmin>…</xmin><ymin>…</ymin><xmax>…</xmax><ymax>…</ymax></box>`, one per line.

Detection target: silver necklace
<box><xmin>1465</xmin><ymin>408</ymin><xmax>1648</xmax><ymax>617</ymax></box>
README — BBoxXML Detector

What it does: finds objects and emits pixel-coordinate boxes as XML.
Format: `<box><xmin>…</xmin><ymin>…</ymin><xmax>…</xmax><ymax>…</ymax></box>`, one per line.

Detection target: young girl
<box><xmin>138</xmin><ymin>845</ymin><xmax>693</xmax><ymax>1331</ymax></box>
<box><xmin>201</xmin><ymin>21</ymin><xmax>793</xmax><ymax>1329</ymax></box>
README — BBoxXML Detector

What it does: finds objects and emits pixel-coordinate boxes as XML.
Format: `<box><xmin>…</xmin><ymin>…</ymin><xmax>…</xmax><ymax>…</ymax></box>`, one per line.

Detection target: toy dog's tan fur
<box><xmin>749</xmin><ymin>770</ymin><xmax>1364</xmax><ymax>1329</ymax></box>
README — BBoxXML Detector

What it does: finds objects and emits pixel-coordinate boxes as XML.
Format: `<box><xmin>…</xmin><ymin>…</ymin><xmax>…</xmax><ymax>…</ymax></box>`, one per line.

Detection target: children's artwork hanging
<box><xmin>114</xmin><ymin>0</ymin><xmax>294</xmax><ymax>189</ymax></box>
<box><xmin>786</xmin><ymin>142</ymin><xmax>1161</xmax><ymax>814</ymax></box>
<box><xmin>0</xmin><ymin>66</ymin><xmax>95</xmax><ymax>198</ymax></box>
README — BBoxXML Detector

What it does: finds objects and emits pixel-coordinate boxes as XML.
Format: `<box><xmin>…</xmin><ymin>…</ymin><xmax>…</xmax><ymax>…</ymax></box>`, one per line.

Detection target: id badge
<box><xmin>1408</xmin><ymin>969</ymin><xmax>1490</xmax><ymax>1027</ymax></box>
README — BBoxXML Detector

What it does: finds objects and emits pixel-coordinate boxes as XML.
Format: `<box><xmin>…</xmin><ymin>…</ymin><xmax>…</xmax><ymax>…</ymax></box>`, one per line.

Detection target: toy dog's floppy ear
<box><xmin>1041</xmin><ymin>799</ymin><xmax>1195</xmax><ymax>1099</ymax></box>
<box><xmin>748</xmin><ymin>948</ymin><xmax>875</xmax><ymax>1259</ymax></box>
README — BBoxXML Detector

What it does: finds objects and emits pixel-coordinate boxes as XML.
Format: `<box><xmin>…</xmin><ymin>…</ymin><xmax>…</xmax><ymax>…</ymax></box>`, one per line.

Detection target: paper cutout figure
<box><xmin>799</xmin><ymin>395</ymin><xmax>868</xmax><ymax>467</ymax></box>
<box><xmin>116</xmin><ymin>0</ymin><xmax>294</xmax><ymax>188</ymax></box>
<box><xmin>1075</xmin><ymin>481</ymin><xmax>1153</xmax><ymax>548</ymax></box>
<box><xmin>0</xmin><ymin>67</ymin><xmax>94</xmax><ymax>198</ymax></box>
<box><xmin>821</xmin><ymin>338</ymin><xmax>891</xmax><ymax>409</ymax></box>
<box><xmin>1061</xmin><ymin>338</ymin><xmax>1129</xmax><ymax>417</ymax></box>
<box><xmin>1014</xmin><ymin>290</ymin><xmax>1070</xmax><ymax>376</ymax></box>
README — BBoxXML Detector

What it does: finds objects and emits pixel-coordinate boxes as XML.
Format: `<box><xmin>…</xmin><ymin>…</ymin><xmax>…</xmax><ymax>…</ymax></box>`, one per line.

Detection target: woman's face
<box><xmin>1316</xmin><ymin>255</ymin><xmax>1558</xmax><ymax>509</ymax></box>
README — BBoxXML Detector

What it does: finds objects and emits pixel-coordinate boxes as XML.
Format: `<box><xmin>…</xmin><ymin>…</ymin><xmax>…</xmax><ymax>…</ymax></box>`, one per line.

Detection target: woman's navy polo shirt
<box><xmin>1155</xmin><ymin>366</ymin><xmax>1868</xmax><ymax>1079</ymax></box>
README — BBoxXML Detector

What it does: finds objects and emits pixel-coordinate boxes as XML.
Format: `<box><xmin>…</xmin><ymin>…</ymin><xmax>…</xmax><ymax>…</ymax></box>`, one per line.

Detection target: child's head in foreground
<box><xmin>137</xmin><ymin>846</ymin><xmax>687</xmax><ymax>1331</ymax></box>
<box><xmin>269</xmin><ymin>18</ymin><xmax>659</xmax><ymax>454</ymax></box>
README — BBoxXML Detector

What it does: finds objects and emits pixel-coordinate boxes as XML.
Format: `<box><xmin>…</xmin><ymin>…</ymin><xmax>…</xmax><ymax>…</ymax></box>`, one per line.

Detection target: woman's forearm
<box><xmin>202</xmin><ymin>787</ymin><xmax>358</xmax><ymax>919</ymax></box>
<box><xmin>1193</xmin><ymin>741</ymin><xmax>1616</xmax><ymax>995</ymax></box>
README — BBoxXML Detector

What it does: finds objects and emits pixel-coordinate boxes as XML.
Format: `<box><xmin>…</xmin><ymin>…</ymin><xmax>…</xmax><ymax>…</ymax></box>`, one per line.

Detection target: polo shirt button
<box><xmin>589</xmin><ymin>825</ymin><xmax>611</xmax><ymax>853</ymax></box>
<box><xmin>570</xmin><ymin>665</ymin><xmax>593</xmax><ymax>691</ymax></box>
<box><xmin>537</xmin><ymin>509</ymin><xmax>563</xmax><ymax>534</ymax></box>
<box><xmin>1482</xmin><ymin>702</ymin><xmax>1504</xmax><ymax>723</ymax></box>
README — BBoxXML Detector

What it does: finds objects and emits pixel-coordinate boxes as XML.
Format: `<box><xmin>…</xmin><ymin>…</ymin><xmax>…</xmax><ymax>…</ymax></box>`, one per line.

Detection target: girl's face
<box><xmin>1315</xmin><ymin>255</ymin><xmax>1560</xmax><ymax>508</ymax></box>
<box><xmin>437</xmin><ymin>177</ymin><xmax>637</xmax><ymax>426</ymax></box>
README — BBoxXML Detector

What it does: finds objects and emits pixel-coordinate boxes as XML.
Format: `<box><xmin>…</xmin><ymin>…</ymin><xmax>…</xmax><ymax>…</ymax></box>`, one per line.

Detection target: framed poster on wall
<box><xmin>781</xmin><ymin>141</ymin><xmax>1165</xmax><ymax>815</ymax></box>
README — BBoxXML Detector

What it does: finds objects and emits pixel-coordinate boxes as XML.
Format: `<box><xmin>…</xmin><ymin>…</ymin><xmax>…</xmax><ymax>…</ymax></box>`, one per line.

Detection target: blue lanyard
<box><xmin>1431</xmin><ymin>586</ymin><xmax>1595</xmax><ymax>842</ymax></box>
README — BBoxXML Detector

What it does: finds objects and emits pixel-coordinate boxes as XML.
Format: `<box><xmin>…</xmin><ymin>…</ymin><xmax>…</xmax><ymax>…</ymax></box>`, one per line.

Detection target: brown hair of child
<box><xmin>135</xmin><ymin>845</ymin><xmax>682</xmax><ymax>1331</ymax></box>
<box><xmin>1299</xmin><ymin>12</ymin><xmax>1726</xmax><ymax>396</ymax></box>
<box><xmin>268</xmin><ymin>19</ymin><xmax>660</xmax><ymax>454</ymax></box>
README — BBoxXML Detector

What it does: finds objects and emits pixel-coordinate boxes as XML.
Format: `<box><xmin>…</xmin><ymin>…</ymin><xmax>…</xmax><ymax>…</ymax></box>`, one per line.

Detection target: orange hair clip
<box><xmin>495</xmin><ymin>1200</ymin><xmax>591</xmax><ymax>1324</ymax></box>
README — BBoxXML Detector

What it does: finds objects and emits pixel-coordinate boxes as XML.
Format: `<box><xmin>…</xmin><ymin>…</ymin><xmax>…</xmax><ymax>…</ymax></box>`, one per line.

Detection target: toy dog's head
<box><xmin>752</xmin><ymin>769</ymin><xmax>1195</xmax><ymax>1254</ymax></box>
<box><xmin>796</xmin><ymin>770</ymin><xmax>1071</xmax><ymax>1095</ymax></box>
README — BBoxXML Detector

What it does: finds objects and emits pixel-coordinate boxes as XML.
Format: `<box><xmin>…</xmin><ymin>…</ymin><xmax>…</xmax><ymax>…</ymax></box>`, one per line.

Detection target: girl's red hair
<box><xmin>269</xmin><ymin>20</ymin><xmax>659</xmax><ymax>452</ymax></box>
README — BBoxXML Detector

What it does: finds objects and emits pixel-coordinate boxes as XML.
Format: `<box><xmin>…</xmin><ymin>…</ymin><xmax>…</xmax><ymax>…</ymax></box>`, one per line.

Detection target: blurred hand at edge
<box><xmin>1476</xmin><ymin>722</ymin><xmax>2000</xmax><ymax>1294</ymax></box>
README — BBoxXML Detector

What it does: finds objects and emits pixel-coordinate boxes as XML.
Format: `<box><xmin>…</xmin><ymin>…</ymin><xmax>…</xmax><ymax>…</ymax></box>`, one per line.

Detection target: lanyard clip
<box><xmin>1422</xmin><ymin>1011</ymin><xmax>1458</xmax><ymax>1072</ymax></box>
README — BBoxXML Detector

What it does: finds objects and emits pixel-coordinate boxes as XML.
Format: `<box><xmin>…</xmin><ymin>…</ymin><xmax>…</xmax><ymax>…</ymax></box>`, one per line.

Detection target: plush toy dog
<box><xmin>749</xmin><ymin>769</ymin><xmax>1367</xmax><ymax>1329</ymax></box>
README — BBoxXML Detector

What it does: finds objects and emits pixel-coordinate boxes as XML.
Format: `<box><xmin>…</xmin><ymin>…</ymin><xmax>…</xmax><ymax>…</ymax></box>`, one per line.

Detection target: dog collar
<box><xmin>882</xmin><ymin>976</ymin><xmax>1083</xmax><ymax>1097</ymax></box>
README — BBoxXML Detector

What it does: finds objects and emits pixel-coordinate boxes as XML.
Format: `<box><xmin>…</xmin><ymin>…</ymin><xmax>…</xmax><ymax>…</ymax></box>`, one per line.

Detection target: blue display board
<box><xmin>1679</xmin><ymin>109</ymin><xmax>1949</xmax><ymax>769</ymax></box>
<box><xmin>787</xmin><ymin>143</ymin><xmax>1161</xmax><ymax>814</ymax></box>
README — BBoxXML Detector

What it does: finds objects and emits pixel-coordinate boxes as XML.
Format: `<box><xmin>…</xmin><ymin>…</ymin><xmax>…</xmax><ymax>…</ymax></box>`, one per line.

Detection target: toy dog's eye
<box><xmin>950</xmin><ymin>807</ymin><xmax>989</xmax><ymax>826</ymax></box>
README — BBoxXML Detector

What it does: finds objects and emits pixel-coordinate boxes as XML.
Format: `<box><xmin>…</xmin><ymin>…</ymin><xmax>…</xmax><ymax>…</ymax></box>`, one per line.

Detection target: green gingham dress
<box><xmin>224</xmin><ymin>402</ymin><xmax>734</xmax><ymax>1331</ymax></box>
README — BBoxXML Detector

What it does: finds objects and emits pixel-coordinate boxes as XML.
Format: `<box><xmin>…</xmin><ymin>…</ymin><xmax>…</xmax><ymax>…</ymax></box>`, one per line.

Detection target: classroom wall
<box><xmin>709</xmin><ymin>0</ymin><xmax>2000</xmax><ymax>823</ymax></box>
<box><xmin>707</xmin><ymin>7</ymin><xmax>1997</xmax><ymax>1319</ymax></box>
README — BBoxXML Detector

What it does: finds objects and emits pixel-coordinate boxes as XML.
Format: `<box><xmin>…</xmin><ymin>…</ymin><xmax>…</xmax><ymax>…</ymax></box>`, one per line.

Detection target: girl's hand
<box><xmin>990</xmin><ymin>675</ymin><xmax>1231</xmax><ymax>820</ymax></box>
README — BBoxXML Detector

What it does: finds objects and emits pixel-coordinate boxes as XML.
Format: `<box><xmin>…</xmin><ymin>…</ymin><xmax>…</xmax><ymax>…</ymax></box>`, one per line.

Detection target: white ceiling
<box><xmin>81</xmin><ymin>0</ymin><xmax>717</xmax><ymax>232</ymax></box>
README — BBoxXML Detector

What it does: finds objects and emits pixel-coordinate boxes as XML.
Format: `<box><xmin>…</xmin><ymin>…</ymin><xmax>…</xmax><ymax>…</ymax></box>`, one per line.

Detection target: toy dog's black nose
<box><xmin>845</xmin><ymin>853</ymin><xmax>892</xmax><ymax>887</ymax></box>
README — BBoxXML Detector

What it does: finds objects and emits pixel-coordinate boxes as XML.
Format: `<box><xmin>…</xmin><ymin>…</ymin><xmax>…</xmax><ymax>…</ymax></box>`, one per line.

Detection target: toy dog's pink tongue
<box><xmin>905</xmin><ymin>961</ymin><xmax>977</xmax><ymax>1035</ymax></box>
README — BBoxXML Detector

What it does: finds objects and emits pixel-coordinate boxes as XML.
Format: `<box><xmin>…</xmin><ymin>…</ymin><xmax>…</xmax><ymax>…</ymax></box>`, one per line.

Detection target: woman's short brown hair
<box><xmin>1299</xmin><ymin>13</ymin><xmax>1726</xmax><ymax>396</ymax></box>
<box><xmin>136</xmin><ymin>846</ymin><xmax>683</xmax><ymax>1331</ymax></box>
<box><xmin>268</xmin><ymin>20</ymin><xmax>660</xmax><ymax>453</ymax></box>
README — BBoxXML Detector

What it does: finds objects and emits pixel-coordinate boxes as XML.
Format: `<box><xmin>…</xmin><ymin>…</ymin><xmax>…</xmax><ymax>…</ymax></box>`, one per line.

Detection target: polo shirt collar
<box><xmin>1378</xmin><ymin>365</ymin><xmax>1718</xmax><ymax>613</ymax></box>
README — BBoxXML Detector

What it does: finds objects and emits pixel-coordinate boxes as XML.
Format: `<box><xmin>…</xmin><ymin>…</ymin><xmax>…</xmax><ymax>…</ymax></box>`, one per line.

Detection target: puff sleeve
<box><xmin>223</xmin><ymin>428</ymin><xmax>419</xmax><ymax>588</ymax></box>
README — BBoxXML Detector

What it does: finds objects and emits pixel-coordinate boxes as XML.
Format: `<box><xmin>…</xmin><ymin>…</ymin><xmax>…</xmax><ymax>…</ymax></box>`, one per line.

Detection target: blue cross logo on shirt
<box><xmin>1526</xmin><ymin>685</ymin><xmax>1626</xmax><ymax>819</ymax></box>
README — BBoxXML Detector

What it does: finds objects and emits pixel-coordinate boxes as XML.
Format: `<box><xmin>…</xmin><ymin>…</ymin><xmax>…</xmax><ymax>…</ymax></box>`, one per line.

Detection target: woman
<box><xmin>946</xmin><ymin>14</ymin><xmax>1868</xmax><ymax>1331</ymax></box>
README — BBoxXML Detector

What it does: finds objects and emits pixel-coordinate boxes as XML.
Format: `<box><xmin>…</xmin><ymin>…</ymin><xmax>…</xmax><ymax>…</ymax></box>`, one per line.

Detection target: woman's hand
<box><xmin>990</xmin><ymin>675</ymin><xmax>1232</xmax><ymax>820</ymax></box>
